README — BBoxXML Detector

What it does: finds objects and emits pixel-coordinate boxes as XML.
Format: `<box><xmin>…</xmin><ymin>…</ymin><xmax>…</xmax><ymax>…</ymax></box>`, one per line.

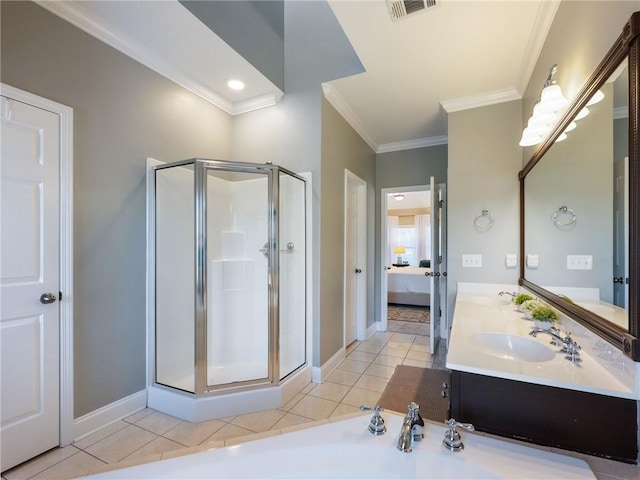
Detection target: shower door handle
<box><xmin>259</xmin><ymin>242</ymin><xmax>269</xmax><ymax>258</ymax></box>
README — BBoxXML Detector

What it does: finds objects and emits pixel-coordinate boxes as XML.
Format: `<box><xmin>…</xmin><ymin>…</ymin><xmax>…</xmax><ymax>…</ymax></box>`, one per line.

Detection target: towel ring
<box><xmin>474</xmin><ymin>210</ymin><xmax>494</xmax><ymax>232</ymax></box>
<box><xmin>553</xmin><ymin>206</ymin><xmax>576</xmax><ymax>228</ymax></box>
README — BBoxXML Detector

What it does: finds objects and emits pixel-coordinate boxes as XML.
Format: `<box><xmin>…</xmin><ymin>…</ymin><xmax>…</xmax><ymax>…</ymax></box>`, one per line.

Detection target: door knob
<box><xmin>614</xmin><ymin>277</ymin><xmax>624</xmax><ymax>284</ymax></box>
<box><xmin>355</xmin><ymin>268</ymin><xmax>362</xmax><ymax>274</ymax></box>
<box><xmin>40</xmin><ymin>293</ymin><xmax>57</xmax><ymax>304</ymax></box>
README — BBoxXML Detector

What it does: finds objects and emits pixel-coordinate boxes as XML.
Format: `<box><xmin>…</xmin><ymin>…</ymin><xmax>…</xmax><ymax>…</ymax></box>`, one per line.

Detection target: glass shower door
<box><xmin>203</xmin><ymin>165</ymin><xmax>272</xmax><ymax>389</ymax></box>
<box><xmin>278</xmin><ymin>171</ymin><xmax>306</xmax><ymax>379</ymax></box>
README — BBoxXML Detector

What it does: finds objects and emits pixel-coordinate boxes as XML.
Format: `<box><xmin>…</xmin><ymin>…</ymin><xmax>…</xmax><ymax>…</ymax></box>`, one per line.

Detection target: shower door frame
<box><xmin>194</xmin><ymin>159</ymin><xmax>279</xmax><ymax>394</ymax></box>
<box><xmin>152</xmin><ymin>158</ymin><xmax>308</xmax><ymax>397</ymax></box>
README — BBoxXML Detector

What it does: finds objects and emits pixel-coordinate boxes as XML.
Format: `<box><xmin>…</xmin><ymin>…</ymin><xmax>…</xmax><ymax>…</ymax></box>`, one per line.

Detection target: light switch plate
<box><xmin>567</xmin><ymin>254</ymin><xmax>593</xmax><ymax>270</ymax></box>
<box><xmin>505</xmin><ymin>254</ymin><xmax>518</xmax><ymax>268</ymax></box>
<box><xmin>526</xmin><ymin>254</ymin><xmax>539</xmax><ymax>269</ymax></box>
<box><xmin>462</xmin><ymin>254</ymin><xmax>482</xmax><ymax>268</ymax></box>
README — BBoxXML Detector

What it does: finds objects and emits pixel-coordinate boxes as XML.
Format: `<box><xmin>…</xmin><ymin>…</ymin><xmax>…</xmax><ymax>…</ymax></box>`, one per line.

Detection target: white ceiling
<box><xmin>38</xmin><ymin>0</ymin><xmax>560</xmax><ymax>153</ymax></box>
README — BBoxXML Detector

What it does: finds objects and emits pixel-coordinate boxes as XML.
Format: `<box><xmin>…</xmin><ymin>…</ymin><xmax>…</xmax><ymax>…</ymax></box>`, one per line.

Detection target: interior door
<box><xmin>428</xmin><ymin>177</ymin><xmax>441</xmax><ymax>354</ymax></box>
<box><xmin>344</xmin><ymin>174</ymin><xmax>359</xmax><ymax>346</ymax></box>
<box><xmin>1</xmin><ymin>97</ymin><xmax>61</xmax><ymax>471</ymax></box>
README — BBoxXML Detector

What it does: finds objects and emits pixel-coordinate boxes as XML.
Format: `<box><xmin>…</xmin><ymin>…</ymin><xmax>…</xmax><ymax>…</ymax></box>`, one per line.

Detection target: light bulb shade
<box><xmin>554</xmin><ymin>133</ymin><xmax>568</xmax><ymax>143</ymax></box>
<box><xmin>538</xmin><ymin>85</ymin><xmax>569</xmax><ymax>113</ymax></box>
<box><xmin>394</xmin><ymin>246</ymin><xmax>406</xmax><ymax>254</ymax></box>
<box><xmin>519</xmin><ymin>127</ymin><xmax>542</xmax><ymax>147</ymax></box>
<box><xmin>528</xmin><ymin>104</ymin><xmax>557</xmax><ymax>126</ymax></box>
<box><xmin>574</xmin><ymin>107</ymin><xmax>590</xmax><ymax>120</ymax></box>
<box><xmin>393</xmin><ymin>194</ymin><xmax>404</xmax><ymax>201</ymax></box>
<box><xmin>586</xmin><ymin>90</ymin><xmax>604</xmax><ymax>106</ymax></box>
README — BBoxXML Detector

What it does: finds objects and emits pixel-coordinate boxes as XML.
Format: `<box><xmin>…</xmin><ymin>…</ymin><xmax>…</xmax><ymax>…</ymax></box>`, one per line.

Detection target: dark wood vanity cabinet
<box><xmin>450</xmin><ymin>371</ymin><xmax>638</xmax><ymax>463</ymax></box>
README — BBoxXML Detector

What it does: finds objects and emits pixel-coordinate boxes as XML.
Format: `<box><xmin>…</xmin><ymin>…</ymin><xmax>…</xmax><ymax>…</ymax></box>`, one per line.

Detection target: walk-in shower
<box><xmin>147</xmin><ymin>158</ymin><xmax>309</xmax><ymax>421</ymax></box>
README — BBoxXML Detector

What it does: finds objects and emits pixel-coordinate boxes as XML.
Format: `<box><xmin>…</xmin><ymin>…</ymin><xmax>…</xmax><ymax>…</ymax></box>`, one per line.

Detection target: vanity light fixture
<box><xmin>519</xmin><ymin>64</ymin><xmax>569</xmax><ymax>147</ymax></box>
<box><xmin>226</xmin><ymin>79</ymin><xmax>245</xmax><ymax>91</ymax></box>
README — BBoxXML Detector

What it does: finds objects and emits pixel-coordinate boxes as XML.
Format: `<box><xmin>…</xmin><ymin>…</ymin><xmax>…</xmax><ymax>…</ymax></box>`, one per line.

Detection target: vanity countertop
<box><xmin>446</xmin><ymin>283</ymin><xmax>638</xmax><ymax>400</ymax></box>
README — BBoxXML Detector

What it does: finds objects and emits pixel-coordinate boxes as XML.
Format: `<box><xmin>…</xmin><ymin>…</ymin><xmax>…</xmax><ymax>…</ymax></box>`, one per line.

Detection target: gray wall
<box><xmin>321</xmin><ymin>98</ymin><xmax>375</xmax><ymax>363</ymax></box>
<box><xmin>180</xmin><ymin>1</ymin><xmax>285</xmax><ymax>92</ymax></box>
<box><xmin>226</xmin><ymin>1</ymin><xmax>365</xmax><ymax>367</ymax></box>
<box><xmin>525</xmin><ymin>84</ymin><xmax>613</xmax><ymax>301</ymax></box>
<box><xmin>522</xmin><ymin>1</ymin><xmax>638</xmax><ymax>161</ymax></box>
<box><xmin>447</xmin><ymin>101</ymin><xmax>522</xmax><ymax>323</ymax></box>
<box><xmin>1</xmin><ymin>1</ymin><xmax>233</xmax><ymax>417</ymax></box>
<box><xmin>374</xmin><ymin>145</ymin><xmax>447</xmax><ymax>323</ymax></box>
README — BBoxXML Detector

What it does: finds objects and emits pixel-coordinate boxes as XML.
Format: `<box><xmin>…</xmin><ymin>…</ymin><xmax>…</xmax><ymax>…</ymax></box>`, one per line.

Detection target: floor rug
<box><xmin>377</xmin><ymin>365</ymin><xmax>450</xmax><ymax>424</ymax></box>
<box><xmin>387</xmin><ymin>304</ymin><xmax>430</xmax><ymax>323</ymax></box>
<box><xmin>387</xmin><ymin>305</ymin><xmax>430</xmax><ymax>335</ymax></box>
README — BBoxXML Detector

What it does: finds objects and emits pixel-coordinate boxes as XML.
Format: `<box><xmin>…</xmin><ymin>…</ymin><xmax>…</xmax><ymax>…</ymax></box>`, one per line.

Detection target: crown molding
<box><xmin>35</xmin><ymin>1</ymin><xmax>283</xmax><ymax>116</ymax></box>
<box><xmin>614</xmin><ymin>106</ymin><xmax>629</xmax><ymax>120</ymax></box>
<box><xmin>377</xmin><ymin>136</ymin><xmax>448</xmax><ymax>154</ymax></box>
<box><xmin>233</xmin><ymin>93</ymin><xmax>284</xmax><ymax>115</ymax></box>
<box><xmin>322</xmin><ymin>83</ymin><xmax>379</xmax><ymax>152</ymax></box>
<box><xmin>440</xmin><ymin>87</ymin><xmax>521</xmax><ymax>113</ymax></box>
<box><xmin>515</xmin><ymin>0</ymin><xmax>561</xmax><ymax>95</ymax></box>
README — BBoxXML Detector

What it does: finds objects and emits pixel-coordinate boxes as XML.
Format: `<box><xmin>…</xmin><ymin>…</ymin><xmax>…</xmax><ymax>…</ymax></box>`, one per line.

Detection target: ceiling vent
<box><xmin>386</xmin><ymin>0</ymin><xmax>437</xmax><ymax>22</ymax></box>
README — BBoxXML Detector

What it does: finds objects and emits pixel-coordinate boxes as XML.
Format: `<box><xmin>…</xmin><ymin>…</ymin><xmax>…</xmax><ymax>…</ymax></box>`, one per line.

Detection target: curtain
<box><xmin>387</xmin><ymin>216</ymin><xmax>400</xmax><ymax>265</ymax></box>
<box><xmin>415</xmin><ymin>214</ymin><xmax>431</xmax><ymax>263</ymax></box>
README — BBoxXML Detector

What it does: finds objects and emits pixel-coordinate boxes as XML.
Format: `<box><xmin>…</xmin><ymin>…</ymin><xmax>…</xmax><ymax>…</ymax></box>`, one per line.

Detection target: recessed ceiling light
<box><xmin>227</xmin><ymin>79</ymin><xmax>245</xmax><ymax>91</ymax></box>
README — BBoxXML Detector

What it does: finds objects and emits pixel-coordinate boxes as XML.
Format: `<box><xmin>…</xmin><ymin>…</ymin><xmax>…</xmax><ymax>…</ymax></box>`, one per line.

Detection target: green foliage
<box><xmin>514</xmin><ymin>293</ymin><xmax>534</xmax><ymax>305</ymax></box>
<box><xmin>521</xmin><ymin>299</ymin><xmax>542</xmax><ymax>312</ymax></box>
<box><xmin>531</xmin><ymin>306</ymin><xmax>558</xmax><ymax>323</ymax></box>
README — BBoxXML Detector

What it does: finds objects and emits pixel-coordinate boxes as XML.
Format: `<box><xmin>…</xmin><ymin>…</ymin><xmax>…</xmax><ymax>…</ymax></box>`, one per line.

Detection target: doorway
<box><xmin>380</xmin><ymin>182</ymin><xmax>447</xmax><ymax>352</ymax></box>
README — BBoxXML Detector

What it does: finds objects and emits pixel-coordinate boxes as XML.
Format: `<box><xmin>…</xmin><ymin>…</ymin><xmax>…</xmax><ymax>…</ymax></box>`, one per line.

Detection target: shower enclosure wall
<box><xmin>148</xmin><ymin>159</ymin><xmax>308</xmax><ymax>421</ymax></box>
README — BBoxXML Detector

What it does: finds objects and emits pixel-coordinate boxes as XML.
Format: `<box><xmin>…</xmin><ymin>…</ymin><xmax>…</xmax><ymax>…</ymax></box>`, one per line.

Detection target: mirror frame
<box><xmin>519</xmin><ymin>12</ymin><xmax>640</xmax><ymax>360</ymax></box>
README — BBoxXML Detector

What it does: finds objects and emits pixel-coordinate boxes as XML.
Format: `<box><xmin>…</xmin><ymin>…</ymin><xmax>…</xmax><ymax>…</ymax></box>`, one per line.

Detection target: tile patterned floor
<box><xmin>2</xmin><ymin>332</ymin><xmax>637</xmax><ymax>480</ymax></box>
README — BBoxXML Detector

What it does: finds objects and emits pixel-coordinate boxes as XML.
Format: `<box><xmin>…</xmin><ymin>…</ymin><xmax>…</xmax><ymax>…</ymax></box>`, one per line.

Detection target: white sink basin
<box><xmin>470</xmin><ymin>332</ymin><xmax>556</xmax><ymax>362</ymax></box>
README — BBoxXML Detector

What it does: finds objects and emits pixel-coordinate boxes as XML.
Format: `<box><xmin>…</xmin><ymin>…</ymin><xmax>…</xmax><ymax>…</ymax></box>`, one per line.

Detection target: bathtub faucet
<box><xmin>396</xmin><ymin>402</ymin><xmax>424</xmax><ymax>453</ymax></box>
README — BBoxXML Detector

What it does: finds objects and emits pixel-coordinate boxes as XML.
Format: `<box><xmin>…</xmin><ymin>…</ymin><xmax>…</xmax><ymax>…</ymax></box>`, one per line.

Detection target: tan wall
<box><xmin>320</xmin><ymin>98</ymin><xmax>375</xmax><ymax>364</ymax></box>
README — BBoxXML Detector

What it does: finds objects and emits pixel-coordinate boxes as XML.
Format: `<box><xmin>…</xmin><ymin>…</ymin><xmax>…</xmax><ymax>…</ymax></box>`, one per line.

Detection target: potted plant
<box><xmin>531</xmin><ymin>305</ymin><xmax>558</xmax><ymax>330</ymax></box>
<box><xmin>521</xmin><ymin>299</ymin><xmax>543</xmax><ymax>320</ymax></box>
<box><xmin>513</xmin><ymin>293</ymin><xmax>534</xmax><ymax>311</ymax></box>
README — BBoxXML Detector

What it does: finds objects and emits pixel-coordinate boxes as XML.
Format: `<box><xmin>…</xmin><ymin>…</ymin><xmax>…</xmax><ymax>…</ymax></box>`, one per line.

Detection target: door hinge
<box><xmin>439</xmin><ymin>199</ymin><xmax>444</xmax><ymax>208</ymax></box>
<box><xmin>59</xmin><ymin>291</ymin><xmax>63</xmax><ymax>301</ymax></box>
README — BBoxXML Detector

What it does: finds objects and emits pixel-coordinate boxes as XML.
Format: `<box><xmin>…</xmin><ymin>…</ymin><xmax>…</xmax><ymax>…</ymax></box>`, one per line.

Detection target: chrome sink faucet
<box><xmin>529</xmin><ymin>326</ymin><xmax>582</xmax><ymax>362</ymax></box>
<box><xmin>498</xmin><ymin>291</ymin><xmax>517</xmax><ymax>299</ymax></box>
<box><xmin>397</xmin><ymin>402</ymin><xmax>424</xmax><ymax>453</ymax></box>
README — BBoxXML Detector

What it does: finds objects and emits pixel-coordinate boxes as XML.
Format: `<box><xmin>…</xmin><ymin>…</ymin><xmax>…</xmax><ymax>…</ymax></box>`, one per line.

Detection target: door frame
<box><xmin>1</xmin><ymin>83</ymin><xmax>75</xmax><ymax>446</ymax></box>
<box><xmin>380</xmin><ymin>184</ymin><xmax>446</xmax><ymax>333</ymax></box>
<box><xmin>344</xmin><ymin>170</ymin><xmax>367</xmax><ymax>344</ymax></box>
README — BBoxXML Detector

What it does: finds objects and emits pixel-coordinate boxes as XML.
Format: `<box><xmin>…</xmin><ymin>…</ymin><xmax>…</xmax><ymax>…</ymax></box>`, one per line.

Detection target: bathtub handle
<box><xmin>359</xmin><ymin>405</ymin><xmax>386</xmax><ymax>435</ymax></box>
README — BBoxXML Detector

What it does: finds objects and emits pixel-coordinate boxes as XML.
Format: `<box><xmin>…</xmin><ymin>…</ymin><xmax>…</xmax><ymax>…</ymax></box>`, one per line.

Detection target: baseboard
<box><xmin>73</xmin><ymin>390</ymin><xmax>147</xmax><ymax>442</ymax></box>
<box><xmin>366</xmin><ymin>322</ymin><xmax>377</xmax><ymax>339</ymax></box>
<box><xmin>311</xmin><ymin>348</ymin><xmax>345</xmax><ymax>384</ymax></box>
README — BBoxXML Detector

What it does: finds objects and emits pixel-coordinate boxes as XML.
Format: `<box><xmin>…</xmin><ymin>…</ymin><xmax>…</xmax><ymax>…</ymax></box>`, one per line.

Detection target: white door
<box><xmin>344</xmin><ymin>171</ymin><xmax>365</xmax><ymax>345</ymax></box>
<box><xmin>1</xmin><ymin>96</ymin><xmax>61</xmax><ymax>471</ymax></box>
<box><xmin>438</xmin><ymin>185</ymin><xmax>448</xmax><ymax>341</ymax></box>
<box><xmin>428</xmin><ymin>177</ymin><xmax>441</xmax><ymax>354</ymax></box>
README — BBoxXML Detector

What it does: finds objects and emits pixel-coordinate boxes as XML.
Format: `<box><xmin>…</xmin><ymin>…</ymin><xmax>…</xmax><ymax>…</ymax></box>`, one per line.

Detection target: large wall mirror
<box><xmin>519</xmin><ymin>12</ymin><xmax>639</xmax><ymax>360</ymax></box>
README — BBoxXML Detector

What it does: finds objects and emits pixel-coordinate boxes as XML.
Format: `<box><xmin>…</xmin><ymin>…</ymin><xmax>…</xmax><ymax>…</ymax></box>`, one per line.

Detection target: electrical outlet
<box><xmin>462</xmin><ymin>254</ymin><xmax>482</xmax><ymax>268</ymax></box>
<box><xmin>505</xmin><ymin>254</ymin><xmax>518</xmax><ymax>268</ymax></box>
<box><xmin>567</xmin><ymin>254</ymin><xmax>593</xmax><ymax>270</ymax></box>
<box><xmin>526</xmin><ymin>254</ymin><xmax>539</xmax><ymax>269</ymax></box>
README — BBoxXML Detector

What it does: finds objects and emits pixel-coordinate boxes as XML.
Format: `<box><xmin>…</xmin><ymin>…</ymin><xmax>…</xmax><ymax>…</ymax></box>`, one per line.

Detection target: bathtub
<box><xmin>82</xmin><ymin>412</ymin><xmax>595</xmax><ymax>479</ymax></box>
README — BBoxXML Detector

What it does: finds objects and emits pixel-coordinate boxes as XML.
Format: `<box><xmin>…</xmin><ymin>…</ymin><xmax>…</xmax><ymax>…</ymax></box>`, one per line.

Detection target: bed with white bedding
<box><xmin>387</xmin><ymin>266</ymin><xmax>431</xmax><ymax>306</ymax></box>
